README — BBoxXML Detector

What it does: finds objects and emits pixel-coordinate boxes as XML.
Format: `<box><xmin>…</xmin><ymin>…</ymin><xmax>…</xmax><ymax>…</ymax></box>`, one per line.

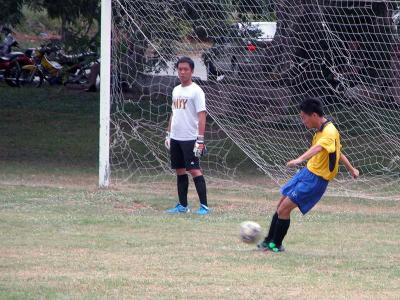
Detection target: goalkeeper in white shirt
<box><xmin>165</xmin><ymin>57</ymin><xmax>209</xmax><ymax>215</ymax></box>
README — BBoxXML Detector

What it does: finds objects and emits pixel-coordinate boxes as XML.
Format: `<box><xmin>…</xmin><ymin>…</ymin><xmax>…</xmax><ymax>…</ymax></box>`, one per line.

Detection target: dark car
<box><xmin>203</xmin><ymin>22</ymin><xmax>277</xmax><ymax>81</ymax></box>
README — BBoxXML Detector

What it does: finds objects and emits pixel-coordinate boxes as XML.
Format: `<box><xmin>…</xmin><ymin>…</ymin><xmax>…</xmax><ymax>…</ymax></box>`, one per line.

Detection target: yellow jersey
<box><xmin>307</xmin><ymin>122</ymin><xmax>341</xmax><ymax>181</ymax></box>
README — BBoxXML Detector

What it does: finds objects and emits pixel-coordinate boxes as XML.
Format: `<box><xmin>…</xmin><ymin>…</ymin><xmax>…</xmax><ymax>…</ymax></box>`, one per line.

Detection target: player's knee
<box><xmin>277</xmin><ymin>205</ymin><xmax>292</xmax><ymax>218</ymax></box>
<box><xmin>189</xmin><ymin>169</ymin><xmax>202</xmax><ymax>177</ymax></box>
<box><xmin>176</xmin><ymin>168</ymin><xmax>186</xmax><ymax>175</ymax></box>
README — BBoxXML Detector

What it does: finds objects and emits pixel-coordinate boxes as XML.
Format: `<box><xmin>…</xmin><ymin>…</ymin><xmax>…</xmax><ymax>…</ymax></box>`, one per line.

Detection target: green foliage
<box><xmin>181</xmin><ymin>0</ymin><xmax>233</xmax><ymax>38</ymax></box>
<box><xmin>25</xmin><ymin>0</ymin><xmax>100</xmax><ymax>48</ymax></box>
<box><xmin>18</xmin><ymin>5</ymin><xmax>61</xmax><ymax>34</ymax></box>
<box><xmin>0</xmin><ymin>0</ymin><xmax>24</xmax><ymax>26</ymax></box>
<box><xmin>63</xmin><ymin>19</ymin><xmax>100</xmax><ymax>52</ymax></box>
<box><xmin>233</xmin><ymin>0</ymin><xmax>275</xmax><ymax>21</ymax></box>
<box><xmin>26</xmin><ymin>0</ymin><xmax>99</xmax><ymax>24</ymax></box>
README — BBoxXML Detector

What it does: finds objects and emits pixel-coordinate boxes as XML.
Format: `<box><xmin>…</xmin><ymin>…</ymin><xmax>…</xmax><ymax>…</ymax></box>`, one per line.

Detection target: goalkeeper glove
<box><xmin>193</xmin><ymin>135</ymin><xmax>207</xmax><ymax>157</ymax></box>
<box><xmin>165</xmin><ymin>131</ymin><xmax>171</xmax><ymax>150</ymax></box>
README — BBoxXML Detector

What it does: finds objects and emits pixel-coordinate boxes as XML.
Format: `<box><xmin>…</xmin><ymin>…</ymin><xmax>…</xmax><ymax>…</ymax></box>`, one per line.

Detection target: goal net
<box><xmin>109</xmin><ymin>0</ymin><xmax>400</xmax><ymax>199</ymax></box>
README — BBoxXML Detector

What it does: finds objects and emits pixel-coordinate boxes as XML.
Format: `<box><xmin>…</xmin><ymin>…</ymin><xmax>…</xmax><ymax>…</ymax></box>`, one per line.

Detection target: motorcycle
<box><xmin>57</xmin><ymin>50</ymin><xmax>98</xmax><ymax>85</ymax></box>
<box><xmin>21</xmin><ymin>44</ymin><xmax>98</xmax><ymax>87</ymax></box>
<box><xmin>0</xmin><ymin>53</ymin><xmax>21</xmax><ymax>87</ymax></box>
<box><xmin>0</xmin><ymin>40</ymin><xmax>34</xmax><ymax>87</ymax></box>
<box><xmin>19</xmin><ymin>46</ymin><xmax>57</xmax><ymax>87</ymax></box>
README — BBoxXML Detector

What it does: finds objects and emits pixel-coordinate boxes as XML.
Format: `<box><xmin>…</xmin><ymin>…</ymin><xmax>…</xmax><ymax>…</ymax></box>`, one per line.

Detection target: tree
<box><xmin>233</xmin><ymin>0</ymin><xmax>275</xmax><ymax>21</ymax></box>
<box><xmin>0</xmin><ymin>0</ymin><xmax>24</xmax><ymax>27</ymax></box>
<box><xmin>181</xmin><ymin>0</ymin><xmax>233</xmax><ymax>39</ymax></box>
<box><xmin>26</xmin><ymin>0</ymin><xmax>100</xmax><ymax>46</ymax></box>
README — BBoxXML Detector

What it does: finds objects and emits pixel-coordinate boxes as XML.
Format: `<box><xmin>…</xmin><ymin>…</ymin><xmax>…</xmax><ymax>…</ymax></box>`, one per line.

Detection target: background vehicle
<box><xmin>0</xmin><ymin>40</ymin><xmax>35</xmax><ymax>87</ymax></box>
<box><xmin>20</xmin><ymin>45</ymin><xmax>98</xmax><ymax>88</ymax></box>
<box><xmin>57</xmin><ymin>51</ymin><xmax>98</xmax><ymax>85</ymax></box>
<box><xmin>19</xmin><ymin>46</ymin><xmax>58</xmax><ymax>87</ymax></box>
<box><xmin>203</xmin><ymin>22</ymin><xmax>277</xmax><ymax>81</ymax></box>
<box><xmin>0</xmin><ymin>54</ymin><xmax>21</xmax><ymax>87</ymax></box>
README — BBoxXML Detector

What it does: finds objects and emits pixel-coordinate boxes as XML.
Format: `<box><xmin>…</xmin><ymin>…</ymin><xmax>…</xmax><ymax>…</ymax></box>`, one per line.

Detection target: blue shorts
<box><xmin>280</xmin><ymin>167</ymin><xmax>329</xmax><ymax>215</ymax></box>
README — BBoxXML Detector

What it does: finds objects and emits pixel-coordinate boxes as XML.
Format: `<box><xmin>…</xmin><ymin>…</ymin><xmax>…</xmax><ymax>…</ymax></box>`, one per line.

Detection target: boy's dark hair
<box><xmin>176</xmin><ymin>56</ymin><xmax>195</xmax><ymax>70</ymax></box>
<box><xmin>299</xmin><ymin>97</ymin><xmax>324</xmax><ymax>116</ymax></box>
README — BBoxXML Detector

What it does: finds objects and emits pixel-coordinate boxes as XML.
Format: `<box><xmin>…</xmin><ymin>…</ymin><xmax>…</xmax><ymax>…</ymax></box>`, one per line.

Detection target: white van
<box><xmin>248</xmin><ymin>22</ymin><xmax>277</xmax><ymax>41</ymax></box>
<box><xmin>235</xmin><ymin>21</ymin><xmax>277</xmax><ymax>42</ymax></box>
<box><xmin>204</xmin><ymin>21</ymin><xmax>277</xmax><ymax>80</ymax></box>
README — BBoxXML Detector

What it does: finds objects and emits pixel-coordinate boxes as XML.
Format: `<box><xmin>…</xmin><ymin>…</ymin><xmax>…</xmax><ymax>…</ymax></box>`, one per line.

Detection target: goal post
<box><xmin>99</xmin><ymin>0</ymin><xmax>112</xmax><ymax>188</ymax></box>
<box><xmin>102</xmin><ymin>0</ymin><xmax>400</xmax><ymax>199</ymax></box>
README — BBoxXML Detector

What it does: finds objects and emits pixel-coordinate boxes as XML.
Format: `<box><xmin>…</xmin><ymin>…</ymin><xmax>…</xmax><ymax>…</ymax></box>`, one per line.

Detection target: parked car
<box><xmin>203</xmin><ymin>22</ymin><xmax>277</xmax><ymax>81</ymax></box>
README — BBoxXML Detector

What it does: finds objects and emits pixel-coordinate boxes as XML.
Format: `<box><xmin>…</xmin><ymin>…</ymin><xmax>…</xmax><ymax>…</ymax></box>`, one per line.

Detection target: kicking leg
<box><xmin>269</xmin><ymin>196</ymin><xmax>297</xmax><ymax>252</ymax></box>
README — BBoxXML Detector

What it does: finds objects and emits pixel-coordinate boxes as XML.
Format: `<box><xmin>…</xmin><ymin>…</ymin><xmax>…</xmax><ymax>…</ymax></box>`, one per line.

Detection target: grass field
<box><xmin>0</xmin><ymin>86</ymin><xmax>399</xmax><ymax>299</ymax></box>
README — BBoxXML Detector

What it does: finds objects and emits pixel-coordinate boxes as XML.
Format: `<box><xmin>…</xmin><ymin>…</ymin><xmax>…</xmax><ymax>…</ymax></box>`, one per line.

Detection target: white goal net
<box><xmin>109</xmin><ymin>0</ymin><xmax>400</xmax><ymax>199</ymax></box>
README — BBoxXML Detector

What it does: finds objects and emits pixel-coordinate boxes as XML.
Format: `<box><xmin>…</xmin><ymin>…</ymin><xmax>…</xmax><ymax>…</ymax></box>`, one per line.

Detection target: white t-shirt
<box><xmin>170</xmin><ymin>82</ymin><xmax>206</xmax><ymax>141</ymax></box>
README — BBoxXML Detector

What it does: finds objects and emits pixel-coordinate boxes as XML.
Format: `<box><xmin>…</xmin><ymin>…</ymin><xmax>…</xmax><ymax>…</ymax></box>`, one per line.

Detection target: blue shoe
<box><xmin>165</xmin><ymin>203</ymin><xmax>190</xmax><ymax>214</ymax></box>
<box><xmin>196</xmin><ymin>204</ymin><xmax>210</xmax><ymax>215</ymax></box>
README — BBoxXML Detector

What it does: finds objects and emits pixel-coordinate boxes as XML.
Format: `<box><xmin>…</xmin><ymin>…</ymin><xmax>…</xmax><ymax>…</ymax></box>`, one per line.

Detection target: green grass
<box><xmin>0</xmin><ymin>86</ymin><xmax>399</xmax><ymax>299</ymax></box>
<box><xmin>0</xmin><ymin>183</ymin><xmax>399</xmax><ymax>299</ymax></box>
<box><xmin>0</xmin><ymin>86</ymin><xmax>98</xmax><ymax>169</ymax></box>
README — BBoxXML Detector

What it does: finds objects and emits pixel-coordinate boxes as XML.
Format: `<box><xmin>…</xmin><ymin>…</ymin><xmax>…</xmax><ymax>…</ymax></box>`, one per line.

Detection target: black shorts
<box><xmin>170</xmin><ymin>139</ymin><xmax>200</xmax><ymax>170</ymax></box>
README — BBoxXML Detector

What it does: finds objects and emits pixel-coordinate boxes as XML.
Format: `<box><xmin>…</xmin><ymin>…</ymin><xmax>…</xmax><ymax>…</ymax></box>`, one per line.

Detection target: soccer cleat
<box><xmin>165</xmin><ymin>203</ymin><xmax>190</xmax><ymax>214</ymax></box>
<box><xmin>257</xmin><ymin>241</ymin><xmax>285</xmax><ymax>252</ymax></box>
<box><xmin>257</xmin><ymin>240</ymin><xmax>270</xmax><ymax>251</ymax></box>
<box><xmin>267</xmin><ymin>242</ymin><xmax>285</xmax><ymax>253</ymax></box>
<box><xmin>196</xmin><ymin>204</ymin><xmax>210</xmax><ymax>215</ymax></box>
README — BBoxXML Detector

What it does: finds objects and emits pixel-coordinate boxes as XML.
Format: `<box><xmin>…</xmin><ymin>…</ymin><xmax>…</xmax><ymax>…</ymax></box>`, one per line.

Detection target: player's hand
<box><xmin>193</xmin><ymin>142</ymin><xmax>206</xmax><ymax>157</ymax></box>
<box><xmin>350</xmin><ymin>167</ymin><xmax>359</xmax><ymax>179</ymax></box>
<box><xmin>286</xmin><ymin>158</ymin><xmax>303</xmax><ymax>167</ymax></box>
<box><xmin>193</xmin><ymin>136</ymin><xmax>206</xmax><ymax>157</ymax></box>
<box><xmin>164</xmin><ymin>131</ymin><xmax>171</xmax><ymax>150</ymax></box>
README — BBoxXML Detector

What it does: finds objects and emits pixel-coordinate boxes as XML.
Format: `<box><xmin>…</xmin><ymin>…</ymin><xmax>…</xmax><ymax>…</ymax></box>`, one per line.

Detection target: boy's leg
<box><xmin>166</xmin><ymin>140</ymin><xmax>189</xmax><ymax>213</ymax></box>
<box><xmin>181</xmin><ymin>140</ymin><xmax>209</xmax><ymax>213</ymax></box>
<box><xmin>190</xmin><ymin>169</ymin><xmax>207</xmax><ymax>207</ymax></box>
<box><xmin>262</xmin><ymin>195</ymin><xmax>286</xmax><ymax>244</ymax></box>
<box><xmin>176</xmin><ymin>169</ymin><xmax>188</xmax><ymax>207</ymax></box>
<box><xmin>269</xmin><ymin>197</ymin><xmax>297</xmax><ymax>251</ymax></box>
<box><xmin>265</xmin><ymin>168</ymin><xmax>329</xmax><ymax>251</ymax></box>
<box><xmin>262</xmin><ymin>211</ymin><xmax>279</xmax><ymax>244</ymax></box>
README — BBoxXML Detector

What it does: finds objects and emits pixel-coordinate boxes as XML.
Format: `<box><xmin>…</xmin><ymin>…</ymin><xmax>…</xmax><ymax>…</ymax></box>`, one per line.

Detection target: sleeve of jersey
<box><xmin>195</xmin><ymin>88</ymin><xmax>206</xmax><ymax>113</ymax></box>
<box><xmin>316</xmin><ymin>136</ymin><xmax>336</xmax><ymax>153</ymax></box>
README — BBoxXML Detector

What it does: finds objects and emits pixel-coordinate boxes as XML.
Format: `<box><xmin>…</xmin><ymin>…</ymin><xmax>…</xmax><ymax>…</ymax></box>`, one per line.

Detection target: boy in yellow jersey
<box><xmin>259</xmin><ymin>98</ymin><xmax>359</xmax><ymax>252</ymax></box>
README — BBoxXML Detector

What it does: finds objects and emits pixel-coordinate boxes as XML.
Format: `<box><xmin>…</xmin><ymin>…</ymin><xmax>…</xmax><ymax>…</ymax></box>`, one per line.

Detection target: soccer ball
<box><xmin>239</xmin><ymin>221</ymin><xmax>262</xmax><ymax>244</ymax></box>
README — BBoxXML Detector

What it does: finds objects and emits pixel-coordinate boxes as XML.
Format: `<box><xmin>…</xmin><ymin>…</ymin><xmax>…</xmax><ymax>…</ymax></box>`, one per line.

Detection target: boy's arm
<box><xmin>340</xmin><ymin>153</ymin><xmax>359</xmax><ymax>179</ymax></box>
<box><xmin>166</xmin><ymin>113</ymin><xmax>172</xmax><ymax>132</ymax></box>
<box><xmin>164</xmin><ymin>113</ymin><xmax>173</xmax><ymax>149</ymax></box>
<box><xmin>197</xmin><ymin>111</ymin><xmax>206</xmax><ymax>138</ymax></box>
<box><xmin>193</xmin><ymin>111</ymin><xmax>207</xmax><ymax>157</ymax></box>
<box><xmin>287</xmin><ymin>144</ymin><xmax>323</xmax><ymax>167</ymax></box>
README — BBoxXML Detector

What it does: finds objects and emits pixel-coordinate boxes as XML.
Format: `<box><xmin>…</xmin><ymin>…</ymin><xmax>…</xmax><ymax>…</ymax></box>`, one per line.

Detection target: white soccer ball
<box><xmin>240</xmin><ymin>221</ymin><xmax>262</xmax><ymax>244</ymax></box>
